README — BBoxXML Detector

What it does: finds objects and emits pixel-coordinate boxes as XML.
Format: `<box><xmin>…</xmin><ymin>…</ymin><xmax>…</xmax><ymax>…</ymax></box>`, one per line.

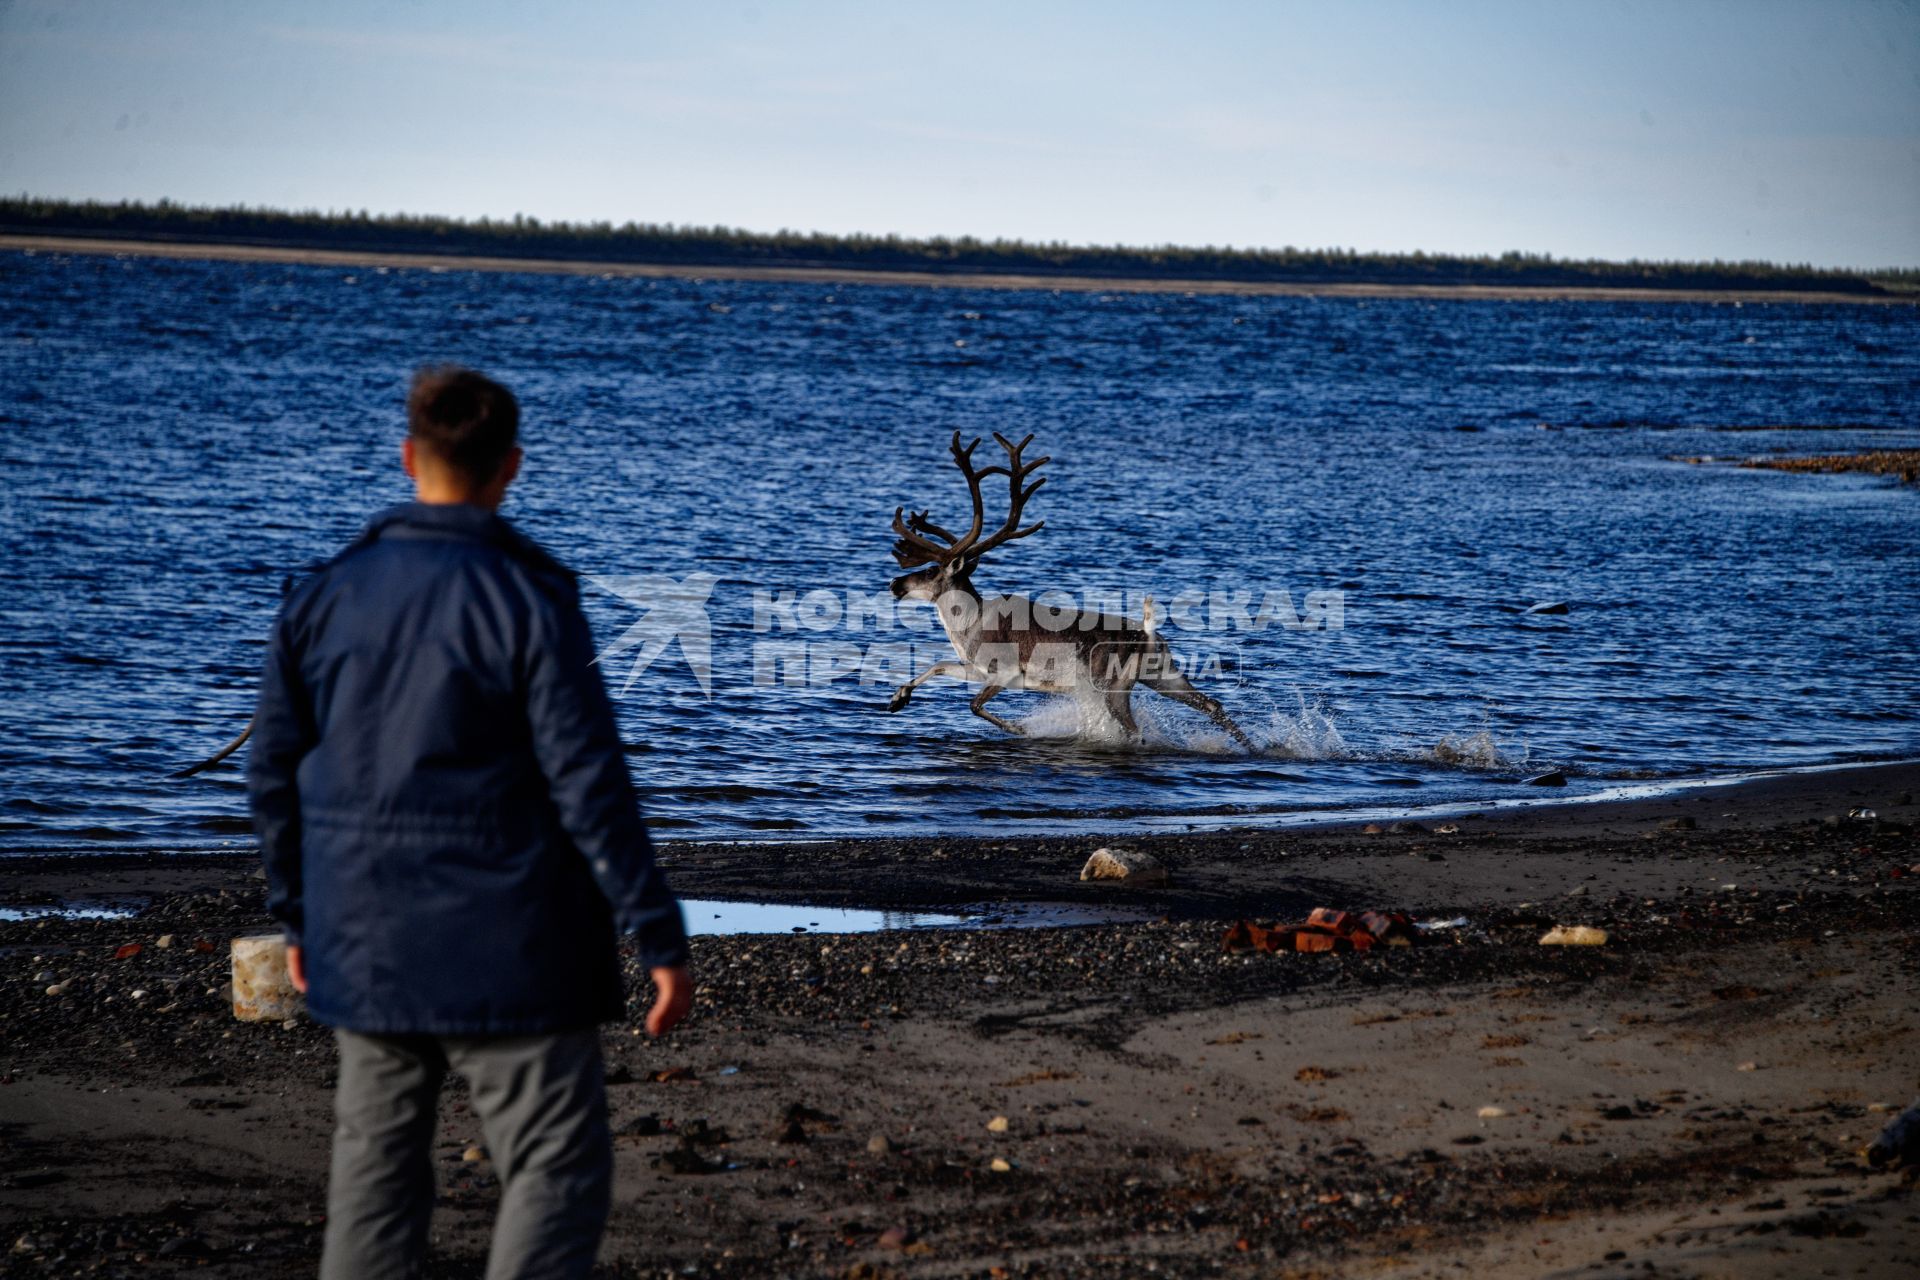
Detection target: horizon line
<box><xmin>10</xmin><ymin>192</ymin><xmax>1915</xmax><ymax>278</ymax></box>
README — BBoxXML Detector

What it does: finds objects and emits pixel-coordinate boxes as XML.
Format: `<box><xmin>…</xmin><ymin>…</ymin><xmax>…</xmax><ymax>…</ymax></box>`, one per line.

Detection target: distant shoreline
<box><xmin>5</xmin><ymin>232</ymin><xmax>1912</xmax><ymax>305</ymax></box>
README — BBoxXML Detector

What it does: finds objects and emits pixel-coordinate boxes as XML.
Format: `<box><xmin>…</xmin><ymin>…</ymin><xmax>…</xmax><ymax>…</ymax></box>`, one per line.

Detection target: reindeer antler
<box><xmin>907</xmin><ymin>512</ymin><xmax>960</xmax><ymax>543</ymax></box>
<box><xmin>890</xmin><ymin>430</ymin><xmax>1048</xmax><ymax>569</ymax></box>
<box><xmin>968</xmin><ymin>431</ymin><xmax>1048</xmax><ymax>557</ymax></box>
<box><xmin>890</xmin><ymin>506</ymin><xmax>949</xmax><ymax>568</ymax></box>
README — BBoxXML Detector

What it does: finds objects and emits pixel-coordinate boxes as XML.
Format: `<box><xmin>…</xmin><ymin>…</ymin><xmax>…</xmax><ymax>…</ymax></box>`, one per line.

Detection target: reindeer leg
<box><xmin>969</xmin><ymin>684</ymin><xmax>1026</xmax><ymax>736</ymax></box>
<box><xmin>1104</xmin><ymin>686</ymin><xmax>1139</xmax><ymax>739</ymax></box>
<box><xmin>888</xmin><ymin>660</ymin><xmax>968</xmax><ymax>712</ymax></box>
<box><xmin>1150</xmin><ymin>672</ymin><xmax>1255</xmax><ymax>750</ymax></box>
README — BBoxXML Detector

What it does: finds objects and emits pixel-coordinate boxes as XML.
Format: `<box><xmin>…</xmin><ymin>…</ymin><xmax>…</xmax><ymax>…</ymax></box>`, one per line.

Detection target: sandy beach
<box><xmin>4</xmin><ymin>761</ymin><xmax>1917</xmax><ymax>1277</ymax></box>
<box><xmin>4</xmin><ymin>233</ymin><xmax>1913</xmax><ymax>306</ymax></box>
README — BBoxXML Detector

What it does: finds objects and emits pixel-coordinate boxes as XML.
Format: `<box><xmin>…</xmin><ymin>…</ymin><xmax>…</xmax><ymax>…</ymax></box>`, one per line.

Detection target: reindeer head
<box><xmin>889</xmin><ymin>431</ymin><xmax>1049</xmax><ymax>601</ymax></box>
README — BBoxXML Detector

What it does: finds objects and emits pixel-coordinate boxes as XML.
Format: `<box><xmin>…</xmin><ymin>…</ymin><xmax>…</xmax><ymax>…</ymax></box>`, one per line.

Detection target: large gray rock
<box><xmin>1079</xmin><ymin>848</ymin><xmax>1169</xmax><ymax>886</ymax></box>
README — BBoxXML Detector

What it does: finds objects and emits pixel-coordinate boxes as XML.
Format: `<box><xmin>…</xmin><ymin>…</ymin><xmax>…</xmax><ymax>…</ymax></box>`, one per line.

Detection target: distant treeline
<box><xmin>4</xmin><ymin>195</ymin><xmax>1915</xmax><ymax>294</ymax></box>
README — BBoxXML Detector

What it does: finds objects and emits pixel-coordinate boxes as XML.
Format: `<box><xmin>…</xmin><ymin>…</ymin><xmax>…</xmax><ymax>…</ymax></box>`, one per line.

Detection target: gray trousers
<box><xmin>321</xmin><ymin>1029</ymin><xmax>611</xmax><ymax>1280</ymax></box>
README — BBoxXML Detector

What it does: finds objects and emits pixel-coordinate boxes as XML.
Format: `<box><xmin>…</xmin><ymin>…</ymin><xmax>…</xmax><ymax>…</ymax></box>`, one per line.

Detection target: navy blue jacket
<box><xmin>247</xmin><ymin>502</ymin><xmax>688</xmax><ymax>1035</ymax></box>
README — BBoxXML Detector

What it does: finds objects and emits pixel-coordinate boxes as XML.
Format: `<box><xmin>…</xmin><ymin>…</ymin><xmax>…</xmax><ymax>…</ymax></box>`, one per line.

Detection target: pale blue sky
<box><xmin>1</xmin><ymin>0</ymin><xmax>1915</xmax><ymax>267</ymax></box>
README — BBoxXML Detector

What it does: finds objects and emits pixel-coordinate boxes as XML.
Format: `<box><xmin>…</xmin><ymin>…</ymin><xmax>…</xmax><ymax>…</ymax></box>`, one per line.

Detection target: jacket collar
<box><xmin>356</xmin><ymin>502</ymin><xmax>574</xmax><ymax>582</ymax></box>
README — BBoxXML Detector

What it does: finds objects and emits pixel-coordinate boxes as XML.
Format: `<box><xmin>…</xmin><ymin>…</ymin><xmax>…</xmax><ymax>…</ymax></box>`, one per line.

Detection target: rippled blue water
<box><xmin>2</xmin><ymin>249</ymin><xmax>1917</xmax><ymax>852</ymax></box>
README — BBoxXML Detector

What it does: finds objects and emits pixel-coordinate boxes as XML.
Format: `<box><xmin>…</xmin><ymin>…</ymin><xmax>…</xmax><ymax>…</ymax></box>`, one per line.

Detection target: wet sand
<box><xmin>4</xmin><ymin>233</ymin><xmax>1913</xmax><ymax>305</ymax></box>
<box><xmin>3</xmin><ymin>760</ymin><xmax>1918</xmax><ymax>1276</ymax></box>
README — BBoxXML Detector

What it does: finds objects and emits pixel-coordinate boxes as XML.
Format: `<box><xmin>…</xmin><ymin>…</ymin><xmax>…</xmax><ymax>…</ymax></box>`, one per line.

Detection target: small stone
<box><xmin>1079</xmin><ymin>848</ymin><xmax>1168</xmax><ymax>885</ymax></box>
<box><xmin>1538</xmin><ymin>925</ymin><xmax>1608</xmax><ymax>947</ymax></box>
<box><xmin>43</xmin><ymin>984</ymin><xmax>64</xmax><ymax>997</ymax></box>
<box><xmin>131</xmin><ymin>989</ymin><xmax>147</xmax><ymax>1000</ymax></box>
<box><xmin>877</xmin><ymin>1225</ymin><xmax>912</xmax><ymax>1251</ymax></box>
<box><xmin>990</xmin><ymin>1157</ymin><xmax>1012</xmax><ymax>1173</ymax></box>
<box><xmin>1663</xmin><ymin>816</ymin><xmax>1696</xmax><ymax>831</ymax></box>
<box><xmin>1868</xmin><ymin>1103</ymin><xmax>1893</xmax><ymax>1113</ymax></box>
<box><xmin>1361</xmin><ymin>823</ymin><xmax>1386</xmax><ymax>835</ymax></box>
<box><xmin>987</xmin><ymin>1115</ymin><xmax>1010</xmax><ymax>1133</ymax></box>
<box><xmin>867</xmin><ymin>1134</ymin><xmax>892</xmax><ymax>1155</ymax></box>
<box><xmin>1736</xmin><ymin>1061</ymin><xmax>1758</xmax><ymax>1072</ymax></box>
<box><xmin>1477</xmin><ymin>1106</ymin><xmax>1508</xmax><ymax>1119</ymax></box>
<box><xmin>32</xmin><ymin>970</ymin><xmax>54</xmax><ymax>984</ymax></box>
<box><xmin>1564</xmin><ymin>885</ymin><xmax>1589</xmax><ymax>898</ymax></box>
<box><xmin>1434</xmin><ymin>823</ymin><xmax>1460</xmax><ymax>835</ymax></box>
<box><xmin>462</xmin><ymin>1145</ymin><xmax>486</xmax><ymax>1163</ymax></box>
<box><xmin>155</xmin><ymin>934</ymin><xmax>176</xmax><ymax>949</ymax></box>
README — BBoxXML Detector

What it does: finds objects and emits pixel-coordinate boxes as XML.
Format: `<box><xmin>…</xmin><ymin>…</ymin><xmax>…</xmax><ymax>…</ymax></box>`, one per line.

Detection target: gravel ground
<box><xmin>3</xmin><ymin>764</ymin><xmax>1918</xmax><ymax>1277</ymax></box>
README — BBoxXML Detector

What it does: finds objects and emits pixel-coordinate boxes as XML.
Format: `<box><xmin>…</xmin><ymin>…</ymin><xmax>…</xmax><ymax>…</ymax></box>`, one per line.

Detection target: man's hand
<box><xmin>646</xmin><ymin>964</ymin><xmax>692</xmax><ymax>1037</ymax></box>
<box><xmin>285</xmin><ymin>943</ymin><xmax>308</xmax><ymax>995</ymax></box>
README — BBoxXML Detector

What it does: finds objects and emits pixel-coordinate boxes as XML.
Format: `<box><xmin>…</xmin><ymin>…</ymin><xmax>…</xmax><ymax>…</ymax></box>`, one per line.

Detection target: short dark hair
<box><xmin>406</xmin><ymin>366</ymin><xmax>520</xmax><ymax>483</ymax></box>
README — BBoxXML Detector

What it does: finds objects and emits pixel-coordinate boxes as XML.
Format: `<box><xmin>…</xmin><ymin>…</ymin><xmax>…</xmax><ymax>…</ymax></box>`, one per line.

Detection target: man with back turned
<box><xmin>248</xmin><ymin>366</ymin><xmax>692</xmax><ymax>1279</ymax></box>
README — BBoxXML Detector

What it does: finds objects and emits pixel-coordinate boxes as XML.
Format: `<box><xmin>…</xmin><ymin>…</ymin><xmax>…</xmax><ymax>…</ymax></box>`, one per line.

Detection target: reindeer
<box><xmin>885</xmin><ymin>431</ymin><xmax>1254</xmax><ymax>750</ymax></box>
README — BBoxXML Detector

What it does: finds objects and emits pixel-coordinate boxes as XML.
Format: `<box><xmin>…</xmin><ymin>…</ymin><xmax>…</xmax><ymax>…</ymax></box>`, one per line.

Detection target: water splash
<box><xmin>1012</xmin><ymin>685</ymin><xmax>1531</xmax><ymax>776</ymax></box>
<box><xmin>1015</xmin><ymin>686</ymin><xmax>1141</xmax><ymax>746</ymax></box>
<box><xmin>1422</xmin><ymin>728</ymin><xmax>1527</xmax><ymax>771</ymax></box>
<box><xmin>1015</xmin><ymin>686</ymin><xmax>1348</xmax><ymax>758</ymax></box>
<box><xmin>1247</xmin><ymin>691</ymin><xmax>1351</xmax><ymax>759</ymax></box>
<box><xmin>1135</xmin><ymin>693</ymin><xmax>1242</xmax><ymax>755</ymax></box>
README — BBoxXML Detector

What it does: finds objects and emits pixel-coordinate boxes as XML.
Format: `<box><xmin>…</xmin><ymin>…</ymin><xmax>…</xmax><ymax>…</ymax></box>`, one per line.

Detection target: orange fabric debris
<box><xmin>1223</xmin><ymin>908</ymin><xmax>1416</xmax><ymax>955</ymax></box>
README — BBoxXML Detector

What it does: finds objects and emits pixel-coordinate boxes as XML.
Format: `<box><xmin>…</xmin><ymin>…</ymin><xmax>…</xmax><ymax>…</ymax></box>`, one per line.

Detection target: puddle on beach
<box><xmin>0</xmin><ymin>898</ymin><xmax>1146</xmax><ymax>936</ymax></box>
<box><xmin>0</xmin><ymin>903</ymin><xmax>142</xmax><ymax>922</ymax></box>
<box><xmin>683</xmin><ymin>898</ymin><xmax>1153</xmax><ymax>936</ymax></box>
